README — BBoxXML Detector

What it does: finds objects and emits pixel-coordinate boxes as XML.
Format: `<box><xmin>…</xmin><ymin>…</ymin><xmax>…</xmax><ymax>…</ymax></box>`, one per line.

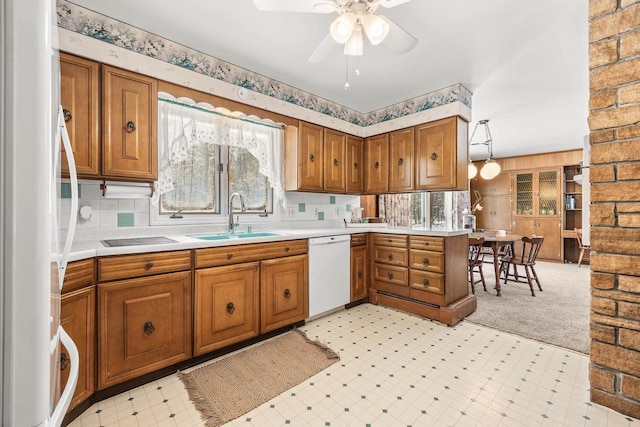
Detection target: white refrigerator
<box><xmin>1</xmin><ymin>0</ymin><xmax>79</xmax><ymax>425</ymax></box>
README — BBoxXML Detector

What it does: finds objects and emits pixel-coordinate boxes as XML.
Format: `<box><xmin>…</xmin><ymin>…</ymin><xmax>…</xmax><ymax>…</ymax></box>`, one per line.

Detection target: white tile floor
<box><xmin>69</xmin><ymin>304</ymin><xmax>639</xmax><ymax>426</ymax></box>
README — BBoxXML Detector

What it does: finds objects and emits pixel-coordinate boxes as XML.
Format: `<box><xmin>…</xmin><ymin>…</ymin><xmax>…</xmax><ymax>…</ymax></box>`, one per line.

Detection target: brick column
<box><xmin>588</xmin><ymin>0</ymin><xmax>640</xmax><ymax>418</ymax></box>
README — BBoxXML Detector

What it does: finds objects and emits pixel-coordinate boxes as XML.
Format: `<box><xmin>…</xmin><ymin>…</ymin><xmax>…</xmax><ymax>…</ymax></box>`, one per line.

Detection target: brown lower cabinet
<box><xmin>60</xmin><ymin>259</ymin><xmax>96</xmax><ymax>413</ymax></box>
<box><xmin>350</xmin><ymin>233</ymin><xmax>368</xmax><ymax>302</ymax></box>
<box><xmin>261</xmin><ymin>255</ymin><xmax>308</xmax><ymax>334</ymax></box>
<box><xmin>369</xmin><ymin>233</ymin><xmax>476</xmax><ymax>325</ymax></box>
<box><xmin>97</xmin><ymin>270</ymin><xmax>192</xmax><ymax>390</ymax></box>
<box><xmin>194</xmin><ymin>262</ymin><xmax>260</xmax><ymax>356</ymax></box>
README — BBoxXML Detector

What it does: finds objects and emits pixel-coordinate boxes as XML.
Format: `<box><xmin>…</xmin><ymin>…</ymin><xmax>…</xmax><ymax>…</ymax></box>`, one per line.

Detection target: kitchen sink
<box><xmin>189</xmin><ymin>231</ymin><xmax>282</xmax><ymax>241</ymax></box>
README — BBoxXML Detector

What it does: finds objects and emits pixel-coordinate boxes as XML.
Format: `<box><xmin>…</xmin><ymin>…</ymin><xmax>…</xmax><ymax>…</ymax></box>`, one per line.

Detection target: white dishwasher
<box><xmin>308</xmin><ymin>235</ymin><xmax>351</xmax><ymax>318</ymax></box>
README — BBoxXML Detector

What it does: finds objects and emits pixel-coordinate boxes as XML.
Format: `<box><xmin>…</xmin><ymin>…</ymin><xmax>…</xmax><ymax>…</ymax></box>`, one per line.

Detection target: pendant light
<box><xmin>469</xmin><ymin>119</ymin><xmax>501</xmax><ymax>180</ymax></box>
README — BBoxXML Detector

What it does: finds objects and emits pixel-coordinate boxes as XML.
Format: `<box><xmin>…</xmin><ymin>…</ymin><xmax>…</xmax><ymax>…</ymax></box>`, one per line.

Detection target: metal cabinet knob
<box><xmin>145</xmin><ymin>262</ymin><xmax>154</xmax><ymax>270</ymax></box>
<box><xmin>334</xmin><ymin>158</ymin><xmax>339</xmax><ymax>166</ymax></box>
<box><xmin>357</xmin><ymin>270</ymin><xmax>363</xmax><ymax>279</ymax></box>
<box><xmin>310</xmin><ymin>154</ymin><xmax>315</xmax><ymax>162</ymax></box>
<box><xmin>125</xmin><ymin>121</ymin><xmax>136</xmax><ymax>133</ymax></box>
<box><xmin>422</xmin><ymin>258</ymin><xmax>429</xmax><ymax>266</ymax></box>
<box><xmin>143</xmin><ymin>321</ymin><xmax>155</xmax><ymax>336</ymax></box>
<box><xmin>374</xmin><ymin>161</ymin><xmax>379</xmax><ymax>169</ymax></box>
<box><xmin>387</xmin><ymin>253</ymin><xmax>393</xmax><ymax>261</ymax></box>
<box><xmin>354</xmin><ymin>162</ymin><xmax>359</xmax><ymax>169</ymax></box>
<box><xmin>398</xmin><ymin>158</ymin><xmax>404</xmax><ymax>166</ymax></box>
<box><xmin>63</xmin><ymin>108</ymin><xmax>72</xmax><ymax>122</ymax></box>
<box><xmin>284</xmin><ymin>288</ymin><xmax>292</xmax><ymax>299</ymax></box>
<box><xmin>227</xmin><ymin>253</ymin><xmax>234</xmax><ymax>259</ymax></box>
<box><xmin>430</xmin><ymin>153</ymin><xmax>438</xmax><ymax>160</ymax></box>
<box><xmin>387</xmin><ymin>271</ymin><xmax>393</xmax><ymax>280</ymax></box>
<box><xmin>226</xmin><ymin>302</ymin><xmax>235</xmax><ymax>314</ymax></box>
<box><xmin>423</xmin><ymin>278</ymin><xmax>429</xmax><ymax>287</ymax></box>
<box><xmin>60</xmin><ymin>352</ymin><xmax>69</xmax><ymax>371</ymax></box>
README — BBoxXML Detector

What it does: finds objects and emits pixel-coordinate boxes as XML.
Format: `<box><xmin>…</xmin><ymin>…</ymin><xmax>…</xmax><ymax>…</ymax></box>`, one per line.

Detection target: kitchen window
<box><xmin>150</xmin><ymin>93</ymin><xmax>284</xmax><ymax>225</ymax></box>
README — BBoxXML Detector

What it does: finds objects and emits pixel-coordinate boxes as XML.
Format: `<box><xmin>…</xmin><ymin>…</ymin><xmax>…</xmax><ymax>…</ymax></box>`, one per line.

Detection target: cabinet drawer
<box><xmin>373</xmin><ymin>233</ymin><xmax>408</xmax><ymax>248</ymax></box>
<box><xmin>373</xmin><ymin>246</ymin><xmax>408</xmax><ymax>267</ymax></box>
<box><xmin>63</xmin><ymin>258</ymin><xmax>95</xmax><ymax>294</ymax></box>
<box><xmin>409</xmin><ymin>270</ymin><xmax>444</xmax><ymax>295</ymax></box>
<box><xmin>351</xmin><ymin>233</ymin><xmax>367</xmax><ymax>246</ymax></box>
<box><xmin>373</xmin><ymin>263</ymin><xmax>408</xmax><ymax>287</ymax></box>
<box><xmin>98</xmin><ymin>250</ymin><xmax>191</xmax><ymax>282</ymax></box>
<box><xmin>373</xmin><ymin>280</ymin><xmax>409</xmax><ymax>298</ymax></box>
<box><xmin>409</xmin><ymin>235</ymin><xmax>445</xmax><ymax>252</ymax></box>
<box><xmin>409</xmin><ymin>250</ymin><xmax>445</xmax><ymax>273</ymax></box>
<box><xmin>195</xmin><ymin>239</ymin><xmax>308</xmax><ymax>268</ymax></box>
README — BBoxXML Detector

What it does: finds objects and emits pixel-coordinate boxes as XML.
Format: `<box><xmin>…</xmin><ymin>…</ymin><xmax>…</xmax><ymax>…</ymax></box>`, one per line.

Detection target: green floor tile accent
<box><xmin>117</xmin><ymin>213</ymin><xmax>134</xmax><ymax>227</ymax></box>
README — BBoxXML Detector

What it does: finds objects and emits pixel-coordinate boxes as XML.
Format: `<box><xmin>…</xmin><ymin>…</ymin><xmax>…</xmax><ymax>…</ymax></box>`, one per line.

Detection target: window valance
<box><xmin>155</xmin><ymin>92</ymin><xmax>286</xmax><ymax>208</ymax></box>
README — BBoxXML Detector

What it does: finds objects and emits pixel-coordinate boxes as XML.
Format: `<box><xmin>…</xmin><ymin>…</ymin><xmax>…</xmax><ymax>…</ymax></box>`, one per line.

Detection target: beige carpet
<box><xmin>178</xmin><ymin>329</ymin><xmax>339</xmax><ymax>426</ymax></box>
<box><xmin>465</xmin><ymin>259</ymin><xmax>591</xmax><ymax>354</ymax></box>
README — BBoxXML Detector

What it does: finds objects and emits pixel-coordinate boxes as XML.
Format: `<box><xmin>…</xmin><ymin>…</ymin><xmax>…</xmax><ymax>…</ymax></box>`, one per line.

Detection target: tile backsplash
<box><xmin>64</xmin><ymin>180</ymin><xmax>361</xmax><ymax>237</ymax></box>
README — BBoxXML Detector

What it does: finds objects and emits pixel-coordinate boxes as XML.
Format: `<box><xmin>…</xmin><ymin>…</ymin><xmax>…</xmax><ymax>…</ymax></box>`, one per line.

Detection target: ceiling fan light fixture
<box><xmin>330</xmin><ymin>14</ymin><xmax>356</xmax><ymax>43</ymax></box>
<box><xmin>313</xmin><ymin>1</ymin><xmax>338</xmax><ymax>13</ymax></box>
<box><xmin>344</xmin><ymin>25</ymin><xmax>364</xmax><ymax>56</ymax></box>
<box><xmin>362</xmin><ymin>14</ymin><xmax>390</xmax><ymax>45</ymax></box>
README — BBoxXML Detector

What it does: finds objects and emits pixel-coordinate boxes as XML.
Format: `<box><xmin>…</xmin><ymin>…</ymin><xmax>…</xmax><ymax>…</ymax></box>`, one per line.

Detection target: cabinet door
<box><xmin>512</xmin><ymin>217</ymin><xmax>561</xmax><ymax>261</ymax></box>
<box><xmin>323</xmin><ymin>128</ymin><xmax>346</xmax><ymax>193</ymax></box>
<box><xmin>98</xmin><ymin>271</ymin><xmax>191</xmax><ymax>389</ymax></box>
<box><xmin>261</xmin><ymin>255</ymin><xmax>308</xmax><ymax>334</ymax></box>
<box><xmin>298</xmin><ymin>121</ymin><xmax>324</xmax><ymax>191</ymax></box>
<box><xmin>194</xmin><ymin>263</ymin><xmax>260</xmax><ymax>356</ymax></box>
<box><xmin>364</xmin><ymin>133</ymin><xmax>389</xmax><ymax>193</ymax></box>
<box><xmin>60</xmin><ymin>286</ymin><xmax>95</xmax><ymax>412</ymax></box>
<box><xmin>415</xmin><ymin>117</ymin><xmax>457</xmax><ymax>190</ymax></box>
<box><xmin>350</xmin><ymin>245</ymin><xmax>367</xmax><ymax>301</ymax></box>
<box><xmin>389</xmin><ymin>128</ymin><xmax>414</xmax><ymax>192</ymax></box>
<box><xmin>102</xmin><ymin>65</ymin><xmax>157</xmax><ymax>181</ymax></box>
<box><xmin>536</xmin><ymin>169</ymin><xmax>561</xmax><ymax>217</ymax></box>
<box><xmin>346</xmin><ymin>135</ymin><xmax>364</xmax><ymax>193</ymax></box>
<box><xmin>60</xmin><ymin>53</ymin><xmax>100</xmax><ymax>177</ymax></box>
<box><xmin>476</xmin><ymin>194</ymin><xmax>512</xmax><ymax>232</ymax></box>
<box><xmin>473</xmin><ymin>171</ymin><xmax>511</xmax><ymax>196</ymax></box>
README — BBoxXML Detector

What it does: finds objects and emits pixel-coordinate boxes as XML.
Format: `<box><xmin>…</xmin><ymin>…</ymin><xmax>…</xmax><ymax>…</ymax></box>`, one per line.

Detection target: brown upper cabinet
<box><xmin>346</xmin><ymin>135</ymin><xmax>364</xmax><ymax>194</ymax></box>
<box><xmin>60</xmin><ymin>53</ymin><xmax>158</xmax><ymax>182</ymax></box>
<box><xmin>323</xmin><ymin>128</ymin><xmax>346</xmax><ymax>193</ymax></box>
<box><xmin>415</xmin><ymin>116</ymin><xmax>468</xmax><ymax>191</ymax></box>
<box><xmin>364</xmin><ymin>133</ymin><xmax>390</xmax><ymax>193</ymax></box>
<box><xmin>102</xmin><ymin>65</ymin><xmax>158</xmax><ymax>181</ymax></box>
<box><xmin>60</xmin><ymin>53</ymin><xmax>100</xmax><ymax>177</ymax></box>
<box><xmin>389</xmin><ymin>127</ymin><xmax>415</xmax><ymax>192</ymax></box>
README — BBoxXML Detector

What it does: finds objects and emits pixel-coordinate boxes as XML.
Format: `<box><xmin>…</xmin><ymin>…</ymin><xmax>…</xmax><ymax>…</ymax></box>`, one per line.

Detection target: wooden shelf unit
<box><xmin>562</xmin><ymin>165</ymin><xmax>585</xmax><ymax>264</ymax></box>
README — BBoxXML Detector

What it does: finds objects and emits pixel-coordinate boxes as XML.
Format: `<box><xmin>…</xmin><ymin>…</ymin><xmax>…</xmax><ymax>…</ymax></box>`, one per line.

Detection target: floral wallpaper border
<box><xmin>57</xmin><ymin>0</ymin><xmax>472</xmax><ymax>127</ymax></box>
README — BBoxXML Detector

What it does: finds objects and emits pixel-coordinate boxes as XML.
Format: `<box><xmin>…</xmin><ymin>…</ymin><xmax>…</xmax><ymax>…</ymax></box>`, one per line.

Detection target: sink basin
<box><xmin>189</xmin><ymin>231</ymin><xmax>282</xmax><ymax>241</ymax></box>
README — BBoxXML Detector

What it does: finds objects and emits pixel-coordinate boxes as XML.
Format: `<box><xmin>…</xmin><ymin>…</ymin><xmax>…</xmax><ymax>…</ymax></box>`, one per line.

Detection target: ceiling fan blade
<box><xmin>253</xmin><ymin>0</ymin><xmax>337</xmax><ymax>13</ymax></box>
<box><xmin>379</xmin><ymin>15</ymin><xmax>417</xmax><ymax>54</ymax></box>
<box><xmin>378</xmin><ymin>0</ymin><xmax>413</xmax><ymax>8</ymax></box>
<box><xmin>309</xmin><ymin>33</ymin><xmax>339</xmax><ymax>63</ymax></box>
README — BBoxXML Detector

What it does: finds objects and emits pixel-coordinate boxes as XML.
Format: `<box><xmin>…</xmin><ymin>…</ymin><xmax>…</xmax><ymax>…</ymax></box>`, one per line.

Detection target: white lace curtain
<box><xmin>379</xmin><ymin>194</ymin><xmax>412</xmax><ymax>227</ymax></box>
<box><xmin>154</xmin><ymin>93</ymin><xmax>285</xmax><ymax>208</ymax></box>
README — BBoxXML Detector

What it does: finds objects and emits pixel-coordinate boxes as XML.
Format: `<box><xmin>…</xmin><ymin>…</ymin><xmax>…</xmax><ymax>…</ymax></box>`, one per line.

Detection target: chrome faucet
<box><xmin>228</xmin><ymin>192</ymin><xmax>246</xmax><ymax>233</ymax></box>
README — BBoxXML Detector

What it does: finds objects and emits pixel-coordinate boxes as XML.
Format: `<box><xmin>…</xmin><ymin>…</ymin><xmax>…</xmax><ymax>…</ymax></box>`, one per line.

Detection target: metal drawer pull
<box><xmin>284</xmin><ymin>288</ymin><xmax>292</xmax><ymax>299</ymax></box>
<box><xmin>227</xmin><ymin>253</ymin><xmax>234</xmax><ymax>259</ymax></box>
<box><xmin>125</xmin><ymin>121</ymin><xmax>136</xmax><ymax>133</ymax></box>
<box><xmin>387</xmin><ymin>253</ymin><xmax>393</xmax><ymax>261</ymax></box>
<box><xmin>226</xmin><ymin>302</ymin><xmax>235</xmax><ymax>314</ymax></box>
<box><xmin>145</xmin><ymin>262</ymin><xmax>154</xmax><ymax>270</ymax></box>
<box><xmin>422</xmin><ymin>258</ymin><xmax>429</xmax><ymax>266</ymax></box>
<box><xmin>143</xmin><ymin>321</ymin><xmax>155</xmax><ymax>336</ymax></box>
<box><xmin>284</xmin><ymin>247</ymin><xmax>290</xmax><ymax>252</ymax></box>
<box><xmin>387</xmin><ymin>271</ymin><xmax>393</xmax><ymax>280</ymax></box>
<box><xmin>63</xmin><ymin>108</ymin><xmax>72</xmax><ymax>122</ymax></box>
<box><xmin>431</xmin><ymin>152</ymin><xmax>438</xmax><ymax>160</ymax></box>
<box><xmin>310</xmin><ymin>154</ymin><xmax>315</xmax><ymax>162</ymax></box>
<box><xmin>334</xmin><ymin>158</ymin><xmax>339</xmax><ymax>166</ymax></box>
<box><xmin>398</xmin><ymin>157</ymin><xmax>404</xmax><ymax>165</ymax></box>
<box><xmin>60</xmin><ymin>352</ymin><xmax>69</xmax><ymax>371</ymax></box>
<box><xmin>374</xmin><ymin>161</ymin><xmax>379</xmax><ymax>169</ymax></box>
<box><xmin>423</xmin><ymin>278</ymin><xmax>429</xmax><ymax>287</ymax></box>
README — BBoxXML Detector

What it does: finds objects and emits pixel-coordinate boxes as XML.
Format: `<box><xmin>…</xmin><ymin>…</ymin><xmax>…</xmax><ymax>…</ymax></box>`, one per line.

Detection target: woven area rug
<box><xmin>178</xmin><ymin>329</ymin><xmax>339</xmax><ymax>426</ymax></box>
<box><xmin>465</xmin><ymin>260</ymin><xmax>591</xmax><ymax>354</ymax></box>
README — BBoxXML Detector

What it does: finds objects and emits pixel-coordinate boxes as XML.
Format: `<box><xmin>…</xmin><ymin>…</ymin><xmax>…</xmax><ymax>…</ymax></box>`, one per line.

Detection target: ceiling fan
<box><xmin>253</xmin><ymin>0</ymin><xmax>418</xmax><ymax>62</ymax></box>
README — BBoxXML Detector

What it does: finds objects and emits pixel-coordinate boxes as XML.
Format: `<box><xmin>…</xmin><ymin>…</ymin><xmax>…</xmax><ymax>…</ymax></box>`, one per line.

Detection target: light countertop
<box><xmin>68</xmin><ymin>226</ymin><xmax>471</xmax><ymax>262</ymax></box>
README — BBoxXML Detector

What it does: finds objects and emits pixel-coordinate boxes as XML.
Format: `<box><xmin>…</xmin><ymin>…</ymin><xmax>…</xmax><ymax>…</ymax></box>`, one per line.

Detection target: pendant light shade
<box><xmin>480</xmin><ymin>158</ymin><xmax>501</xmax><ymax>180</ymax></box>
<box><xmin>469</xmin><ymin>119</ymin><xmax>501</xmax><ymax>180</ymax></box>
<box><xmin>468</xmin><ymin>162</ymin><xmax>478</xmax><ymax>179</ymax></box>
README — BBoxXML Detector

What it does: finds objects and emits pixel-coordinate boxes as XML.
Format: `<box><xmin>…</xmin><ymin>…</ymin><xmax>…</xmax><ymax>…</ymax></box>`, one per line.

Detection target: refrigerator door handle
<box><xmin>49</xmin><ymin>325</ymin><xmax>79</xmax><ymax>427</ymax></box>
<box><xmin>57</xmin><ymin>105</ymin><xmax>78</xmax><ymax>290</ymax></box>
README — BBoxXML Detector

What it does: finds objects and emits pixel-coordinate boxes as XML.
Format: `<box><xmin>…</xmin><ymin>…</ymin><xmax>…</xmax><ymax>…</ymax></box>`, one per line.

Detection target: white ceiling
<box><xmin>69</xmin><ymin>0</ymin><xmax>590</xmax><ymax>160</ymax></box>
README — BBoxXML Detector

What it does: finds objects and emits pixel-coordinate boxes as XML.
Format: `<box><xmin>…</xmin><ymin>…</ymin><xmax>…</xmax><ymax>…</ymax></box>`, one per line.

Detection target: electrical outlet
<box><xmin>314</xmin><ymin>208</ymin><xmax>318</xmax><ymax>216</ymax></box>
<box><xmin>336</xmin><ymin>207</ymin><xmax>340</xmax><ymax>215</ymax></box>
<box><xmin>287</xmin><ymin>207</ymin><xmax>294</xmax><ymax>216</ymax></box>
